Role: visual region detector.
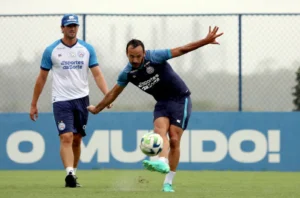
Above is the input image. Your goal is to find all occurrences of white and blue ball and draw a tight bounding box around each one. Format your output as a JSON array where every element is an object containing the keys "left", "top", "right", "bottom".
[{"left": 140, "top": 132, "right": 163, "bottom": 156}]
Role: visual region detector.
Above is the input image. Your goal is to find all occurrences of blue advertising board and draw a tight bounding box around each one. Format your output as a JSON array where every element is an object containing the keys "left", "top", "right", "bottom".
[{"left": 0, "top": 112, "right": 300, "bottom": 171}]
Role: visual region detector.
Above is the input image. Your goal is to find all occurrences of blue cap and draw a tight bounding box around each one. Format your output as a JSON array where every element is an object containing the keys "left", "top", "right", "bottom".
[{"left": 61, "top": 14, "right": 79, "bottom": 26}]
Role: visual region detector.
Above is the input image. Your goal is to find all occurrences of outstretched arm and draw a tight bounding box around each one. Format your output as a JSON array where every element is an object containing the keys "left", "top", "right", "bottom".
[
  {"left": 171, "top": 26, "right": 223, "bottom": 58},
  {"left": 87, "top": 84, "right": 125, "bottom": 114}
]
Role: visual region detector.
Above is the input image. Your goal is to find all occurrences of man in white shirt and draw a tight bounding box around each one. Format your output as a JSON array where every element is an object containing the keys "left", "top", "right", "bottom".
[{"left": 29, "top": 14, "right": 112, "bottom": 188}]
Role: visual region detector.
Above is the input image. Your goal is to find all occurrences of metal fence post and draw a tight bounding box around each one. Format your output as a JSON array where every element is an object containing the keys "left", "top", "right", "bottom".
[
  {"left": 238, "top": 14, "right": 243, "bottom": 111},
  {"left": 83, "top": 14, "right": 86, "bottom": 41}
]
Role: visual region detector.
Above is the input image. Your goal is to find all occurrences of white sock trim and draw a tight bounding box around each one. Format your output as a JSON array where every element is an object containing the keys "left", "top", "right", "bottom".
[
  {"left": 158, "top": 157, "right": 169, "bottom": 164},
  {"left": 66, "top": 167, "right": 75, "bottom": 175},
  {"left": 164, "top": 171, "right": 176, "bottom": 184}
]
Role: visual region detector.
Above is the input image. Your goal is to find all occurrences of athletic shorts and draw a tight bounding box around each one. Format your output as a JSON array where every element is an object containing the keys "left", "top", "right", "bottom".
[
  {"left": 53, "top": 96, "right": 89, "bottom": 136},
  {"left": 153, "top": 96, "right": 192, "bottom": 130}
]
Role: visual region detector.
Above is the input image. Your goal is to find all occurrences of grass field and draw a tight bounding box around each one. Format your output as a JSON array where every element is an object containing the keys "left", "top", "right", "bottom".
[{"left": 1, "top": 170, "right": 300, "bottom": 198}]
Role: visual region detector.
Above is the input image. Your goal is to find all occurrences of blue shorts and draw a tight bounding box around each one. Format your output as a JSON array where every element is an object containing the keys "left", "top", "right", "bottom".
[
  {"left": 53, "top": 96, "right": 90, "bottom": 136},
  {"left": 153, "top": 96, "right": 192, "bottom": 130}
]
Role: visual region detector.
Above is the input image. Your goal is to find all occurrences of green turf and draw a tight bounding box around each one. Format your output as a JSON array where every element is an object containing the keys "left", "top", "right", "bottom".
[{"left": 0, "top": 170, "right": 300, "bottom": 198}]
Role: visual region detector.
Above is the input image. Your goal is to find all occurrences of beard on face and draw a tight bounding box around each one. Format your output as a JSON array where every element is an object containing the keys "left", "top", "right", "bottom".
[{"left": 130, "top": 57, "right": 144, "bottom": 68}]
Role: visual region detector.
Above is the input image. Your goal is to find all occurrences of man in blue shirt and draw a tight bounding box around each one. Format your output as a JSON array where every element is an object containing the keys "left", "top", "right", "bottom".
[{"left": 88, "top": 26, "right": 223, "bottom": 192}]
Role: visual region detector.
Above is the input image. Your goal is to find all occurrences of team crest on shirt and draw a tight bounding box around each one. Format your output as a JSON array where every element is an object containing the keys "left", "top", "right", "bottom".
[
  {"left": 58, "top": 121, "right": 66, "bottom": 131},
  {"left": 78, "top": 50, "right": 85, "bottom": 58},
  {"left": 146, "top": 66, "right": 155, "bottom": 74}
]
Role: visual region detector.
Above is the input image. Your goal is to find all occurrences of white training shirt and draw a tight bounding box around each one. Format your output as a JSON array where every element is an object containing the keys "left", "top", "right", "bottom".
[{"left": 40, "top": 39, "right": 99, "bottom": 103}]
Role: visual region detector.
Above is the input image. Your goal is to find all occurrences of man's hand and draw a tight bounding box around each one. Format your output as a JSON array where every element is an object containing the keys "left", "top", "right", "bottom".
[
  {"left": 30, "top": 105, "right": 38, "bottom": 121},
  {"left": 204, "top": 26, "right": 223, "bottom": 45},
  {"left": 87, "top": 105, "right": 101, "bottom": 114}
]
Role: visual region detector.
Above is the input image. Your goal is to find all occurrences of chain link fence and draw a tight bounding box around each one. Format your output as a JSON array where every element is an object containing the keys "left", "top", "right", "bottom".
[{"left": 0, "top": 14, "right": 299, "bottom": 112}]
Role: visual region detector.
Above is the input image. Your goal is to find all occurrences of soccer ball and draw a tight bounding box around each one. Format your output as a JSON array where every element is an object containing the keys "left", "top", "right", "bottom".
[{"left": 140, "top": 132, "right": 163, "bottom": 156}]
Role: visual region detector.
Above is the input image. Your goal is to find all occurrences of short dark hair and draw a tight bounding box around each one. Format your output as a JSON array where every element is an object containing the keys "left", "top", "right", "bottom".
[{"left": 126, "top": 39, "right": 145, "bottom": 53}]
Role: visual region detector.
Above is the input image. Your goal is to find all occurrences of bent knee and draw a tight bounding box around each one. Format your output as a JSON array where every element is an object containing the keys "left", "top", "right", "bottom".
[
  {"left": 60, "top": 132, "right": 73, "bottom": 144},
  {"left": 169, "top": 137, "right": 180, "bottom": 149}
]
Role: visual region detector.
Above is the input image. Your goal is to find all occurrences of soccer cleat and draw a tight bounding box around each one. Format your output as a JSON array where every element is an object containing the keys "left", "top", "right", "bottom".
[
  {"left": 65, "top": 172, "right": 77, "bottom": 188},
  {"left": 74, "top": 176, "right": 82, "bottom": 187},
  {"left": 142, "top": 160, "right": 154, "bottom": 171},
  {"left": 65, "top": 181, "right": 82, "bottom": 187},
  {"left": 142, "top": 160, "right": 170, "bottom": 174},
  {"left": 162, "top": 183, "right": 175, "bottom": 192}
]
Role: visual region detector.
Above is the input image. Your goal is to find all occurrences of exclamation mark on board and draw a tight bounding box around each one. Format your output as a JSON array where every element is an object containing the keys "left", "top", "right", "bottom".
[{"left": 268, "top": 130, "right": 280, "bottom": 163}]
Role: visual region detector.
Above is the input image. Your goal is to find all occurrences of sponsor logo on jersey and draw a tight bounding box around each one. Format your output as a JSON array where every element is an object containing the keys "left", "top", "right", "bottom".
[
  {"left": 138, "top": 74, "right": 160, "bottom": 91},
  {"left": 62, "top": 65, "right": 83, "bottom": 69},
  {"left": 61, "top": 61, "right": 84, "bottom": 69}
]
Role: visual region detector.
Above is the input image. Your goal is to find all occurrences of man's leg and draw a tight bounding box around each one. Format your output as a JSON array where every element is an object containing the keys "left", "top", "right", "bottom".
[
  {"left": 167, "top": 125, "right": 183, "bottom": 172},
  {"left": 60, "top": 132, "right": 74, "bottom": 172},
  {"left": 53, "top": 100, "right": 78, "bottom": 187},
  {"left": 162, "top": 96, "right": 192, "bottom": 192},
  {"left": 162, "top": 125, "right": 184, "bottom": 191},
  {"left": 162, "top": 125, "right": 183, "bottom": 192},
  {"left": 60, "top": 132, "right": 77, "bottom": 188},
  {"left": 72, "top": 133, "right": 82, "bottom": 171},
  {"left": 72, "top": 133, "right": 82, "bottom": 187},
  {"left": 143, "top": 117, "right": 171, "bottom": 173},
  {"left": 71, "top": 96, "right": 89, "bottom": 187},
  {"left": 155, "top": 117, "right": 170, "bottom": 161}
]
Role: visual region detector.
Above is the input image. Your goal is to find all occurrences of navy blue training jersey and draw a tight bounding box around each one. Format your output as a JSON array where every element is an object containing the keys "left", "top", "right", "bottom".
[{"left": 117, "top": 49, "right": 191, "bottom": 101}]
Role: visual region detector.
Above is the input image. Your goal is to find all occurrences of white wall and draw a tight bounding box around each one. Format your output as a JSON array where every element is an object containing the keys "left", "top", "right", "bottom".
[{"left": 1, "top": 0, "right": 300, "bottom": 15}]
